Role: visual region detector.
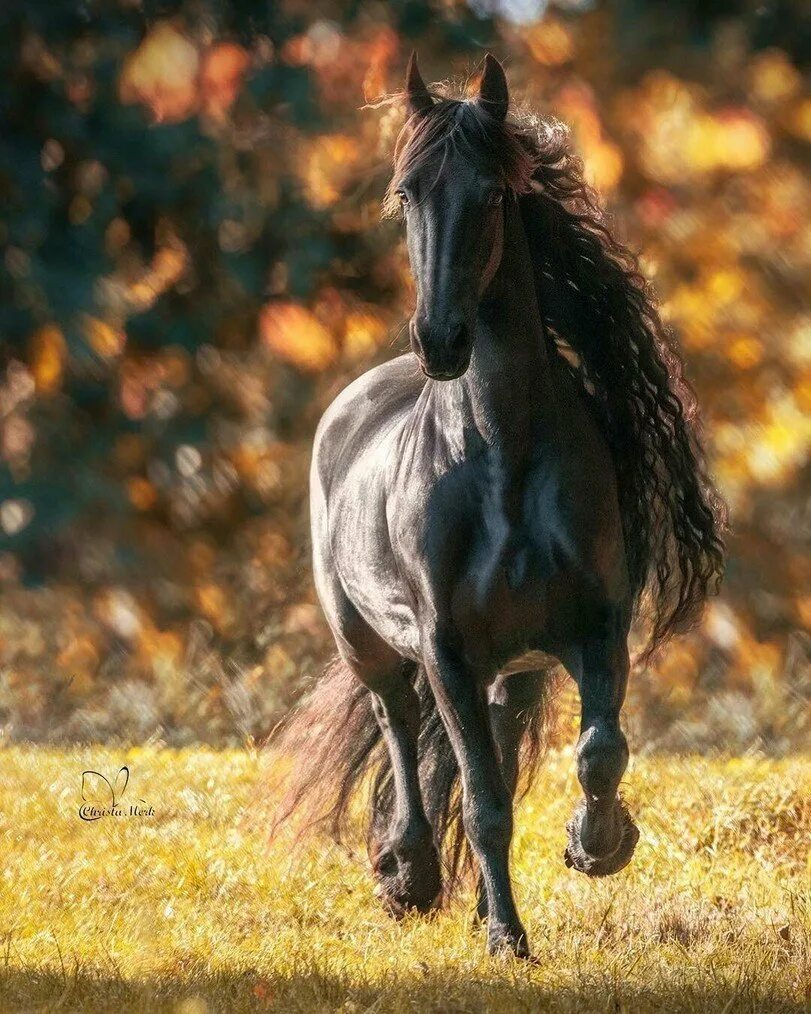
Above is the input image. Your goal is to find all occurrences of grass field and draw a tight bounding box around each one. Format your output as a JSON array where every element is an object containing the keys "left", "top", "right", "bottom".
[{"left": 0, "top": 746, "right": 808, "bottom": 1013}]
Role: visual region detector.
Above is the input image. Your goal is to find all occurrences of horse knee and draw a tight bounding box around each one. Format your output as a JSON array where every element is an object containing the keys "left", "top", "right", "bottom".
[{"left": 576, "top": 722, "right": 628, "bottom": 801}]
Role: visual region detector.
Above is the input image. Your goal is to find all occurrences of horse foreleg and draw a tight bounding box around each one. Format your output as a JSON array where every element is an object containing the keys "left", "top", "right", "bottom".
[
  {"left": 368, "top": 664, "right": 442, "bottom": 916},
  {"left": 564, "top": 632, "right": 639, "bottom": 876},
  {"left": 424, "top": 635, "right": 530, "bottom": 958},
  {"left": 475, "top": 670, "right": 547, "bottom": 924}
]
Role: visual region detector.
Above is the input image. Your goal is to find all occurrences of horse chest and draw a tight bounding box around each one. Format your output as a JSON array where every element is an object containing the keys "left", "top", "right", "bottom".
[
  {"left": 461, "top": 544, "right": 601, "bottom": 663},
  {"left": 451, "top": 475, "right": 606, "bottom": 658},
  {"left": 392, "top": 421, "right": 621, "bottom": 660}
]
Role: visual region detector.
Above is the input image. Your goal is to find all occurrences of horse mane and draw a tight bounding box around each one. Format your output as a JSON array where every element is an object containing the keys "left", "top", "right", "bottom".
[{"left": 385, "top": 90, "right": 727, "bottom": 662}]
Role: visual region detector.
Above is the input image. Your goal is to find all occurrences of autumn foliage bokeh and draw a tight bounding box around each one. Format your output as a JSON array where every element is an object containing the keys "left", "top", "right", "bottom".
[{"left": 0, "top": 1, "right": 808, "bottom": 749}]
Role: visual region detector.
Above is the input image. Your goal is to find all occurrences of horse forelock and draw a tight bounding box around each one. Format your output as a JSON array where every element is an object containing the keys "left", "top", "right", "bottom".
[{"left": 383, "top": 97, "right": 540, "bottom": 216}]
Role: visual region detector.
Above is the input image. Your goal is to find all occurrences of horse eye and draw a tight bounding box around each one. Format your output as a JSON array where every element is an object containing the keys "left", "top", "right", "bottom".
[
  {"left": 488, "top": 189, "right": 505, "bottom": 206},
  {"left": 397, "top": 190, "right": 409, "bottom": 208}
]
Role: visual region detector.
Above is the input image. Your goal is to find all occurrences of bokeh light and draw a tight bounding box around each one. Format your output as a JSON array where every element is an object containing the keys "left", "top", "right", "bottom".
[{"left": 0, "top": 1, "right": 808, "bottom": 751}]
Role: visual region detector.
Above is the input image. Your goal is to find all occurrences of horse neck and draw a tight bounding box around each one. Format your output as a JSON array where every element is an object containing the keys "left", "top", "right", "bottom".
[{"left": 436, "top": 200, "right": 554, "bottom": 458}]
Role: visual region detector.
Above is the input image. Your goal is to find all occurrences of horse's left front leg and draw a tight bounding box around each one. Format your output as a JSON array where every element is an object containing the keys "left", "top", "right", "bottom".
[
  {"left": 564, "top": 629, "right": 640, "bottom": 876},
  {"left": 423, "top": 633, "right": 530, "bottom": 958},
  {"left": 475, "top": 670, "right": 547, "bottom": 924}
]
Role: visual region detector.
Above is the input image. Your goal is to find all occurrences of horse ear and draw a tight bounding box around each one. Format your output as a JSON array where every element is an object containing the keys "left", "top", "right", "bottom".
[
  {"left": 405, "top": 51, "right": 433, "bottom": 117},
  {"left": 477, "top": 54, "right": 509, "bottom": 121}
]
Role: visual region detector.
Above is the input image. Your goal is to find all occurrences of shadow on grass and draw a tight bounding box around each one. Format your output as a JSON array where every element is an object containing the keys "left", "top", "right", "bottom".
[{"left": 1, "top": 965, "right": 806, "bottom": 1014}]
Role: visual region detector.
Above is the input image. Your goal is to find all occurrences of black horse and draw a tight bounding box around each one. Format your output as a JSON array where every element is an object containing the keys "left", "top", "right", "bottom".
[{"left": 272, "top": 54, "right": 726, "bottom": 958}]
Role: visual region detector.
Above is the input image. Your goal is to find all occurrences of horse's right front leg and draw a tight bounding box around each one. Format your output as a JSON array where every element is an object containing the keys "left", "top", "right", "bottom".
[
  {"left": 327, "top": 591, "right": 441, "bottom": 917},
  {"left": 366, "top": 663, "right": 442, "bottom": 916},
  {"left": 423, "top": 633, "right": 530, "bottom": 958}
]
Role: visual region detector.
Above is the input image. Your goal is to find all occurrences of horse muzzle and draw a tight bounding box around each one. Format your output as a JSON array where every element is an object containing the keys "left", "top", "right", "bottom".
[{"left": 410, "top": 316, "right": 472, "bottom": 381}]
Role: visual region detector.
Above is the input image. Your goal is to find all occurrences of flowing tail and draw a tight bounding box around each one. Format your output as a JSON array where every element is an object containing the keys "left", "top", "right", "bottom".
[{"left": 267, "top": 656, "right": 556, "bottom": 894}]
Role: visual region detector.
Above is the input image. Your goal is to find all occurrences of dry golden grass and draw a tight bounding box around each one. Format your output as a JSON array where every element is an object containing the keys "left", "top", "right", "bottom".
[{"left": 0, "top": 746, "right": 808, "bottom": 1012}]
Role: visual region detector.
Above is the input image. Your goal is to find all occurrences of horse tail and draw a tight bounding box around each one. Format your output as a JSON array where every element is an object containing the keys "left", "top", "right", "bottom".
[
  {"left": 268, "top": 657, "right": 557, "bottom": 897},
  {"left": 267, "top": 656, "right": 381, "bottom": 844}
]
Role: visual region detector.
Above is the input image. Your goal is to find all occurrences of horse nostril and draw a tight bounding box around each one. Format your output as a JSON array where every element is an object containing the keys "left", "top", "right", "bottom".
[
  {"left": 448, "top": 322, "right": 468, "bottom": 353},
  {"left": 409, "top": 317, "right": 425, "bottom": 356}
]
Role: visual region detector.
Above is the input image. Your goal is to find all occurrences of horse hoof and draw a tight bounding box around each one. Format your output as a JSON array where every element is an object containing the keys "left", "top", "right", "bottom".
[
  {"left": 370, "top": 842, "right": 442, "bottom": 918},
  {"left": 564, "top": 798, "right": 639, "bottom": 877},
  {"left": 487, "top": 924, "right": 532, "bottom": 960}
]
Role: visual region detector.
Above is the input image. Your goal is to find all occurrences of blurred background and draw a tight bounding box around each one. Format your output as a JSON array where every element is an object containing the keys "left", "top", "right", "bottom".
[{"left": 0, "top": 0, "right": 808, "bottom": 751}]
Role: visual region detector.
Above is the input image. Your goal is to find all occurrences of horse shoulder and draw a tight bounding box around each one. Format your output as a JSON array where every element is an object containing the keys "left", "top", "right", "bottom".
[
  {"left": 312, "top": 355, "right": 423, "bottom": 494},
  {"left": 311, "top": 354, "right": 427, "bottom": 659}
]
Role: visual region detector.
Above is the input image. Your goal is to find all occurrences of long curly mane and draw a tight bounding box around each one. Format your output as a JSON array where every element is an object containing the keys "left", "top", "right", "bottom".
[{"left": 385, "top": 92, "right": 727, "bottom": 662}]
